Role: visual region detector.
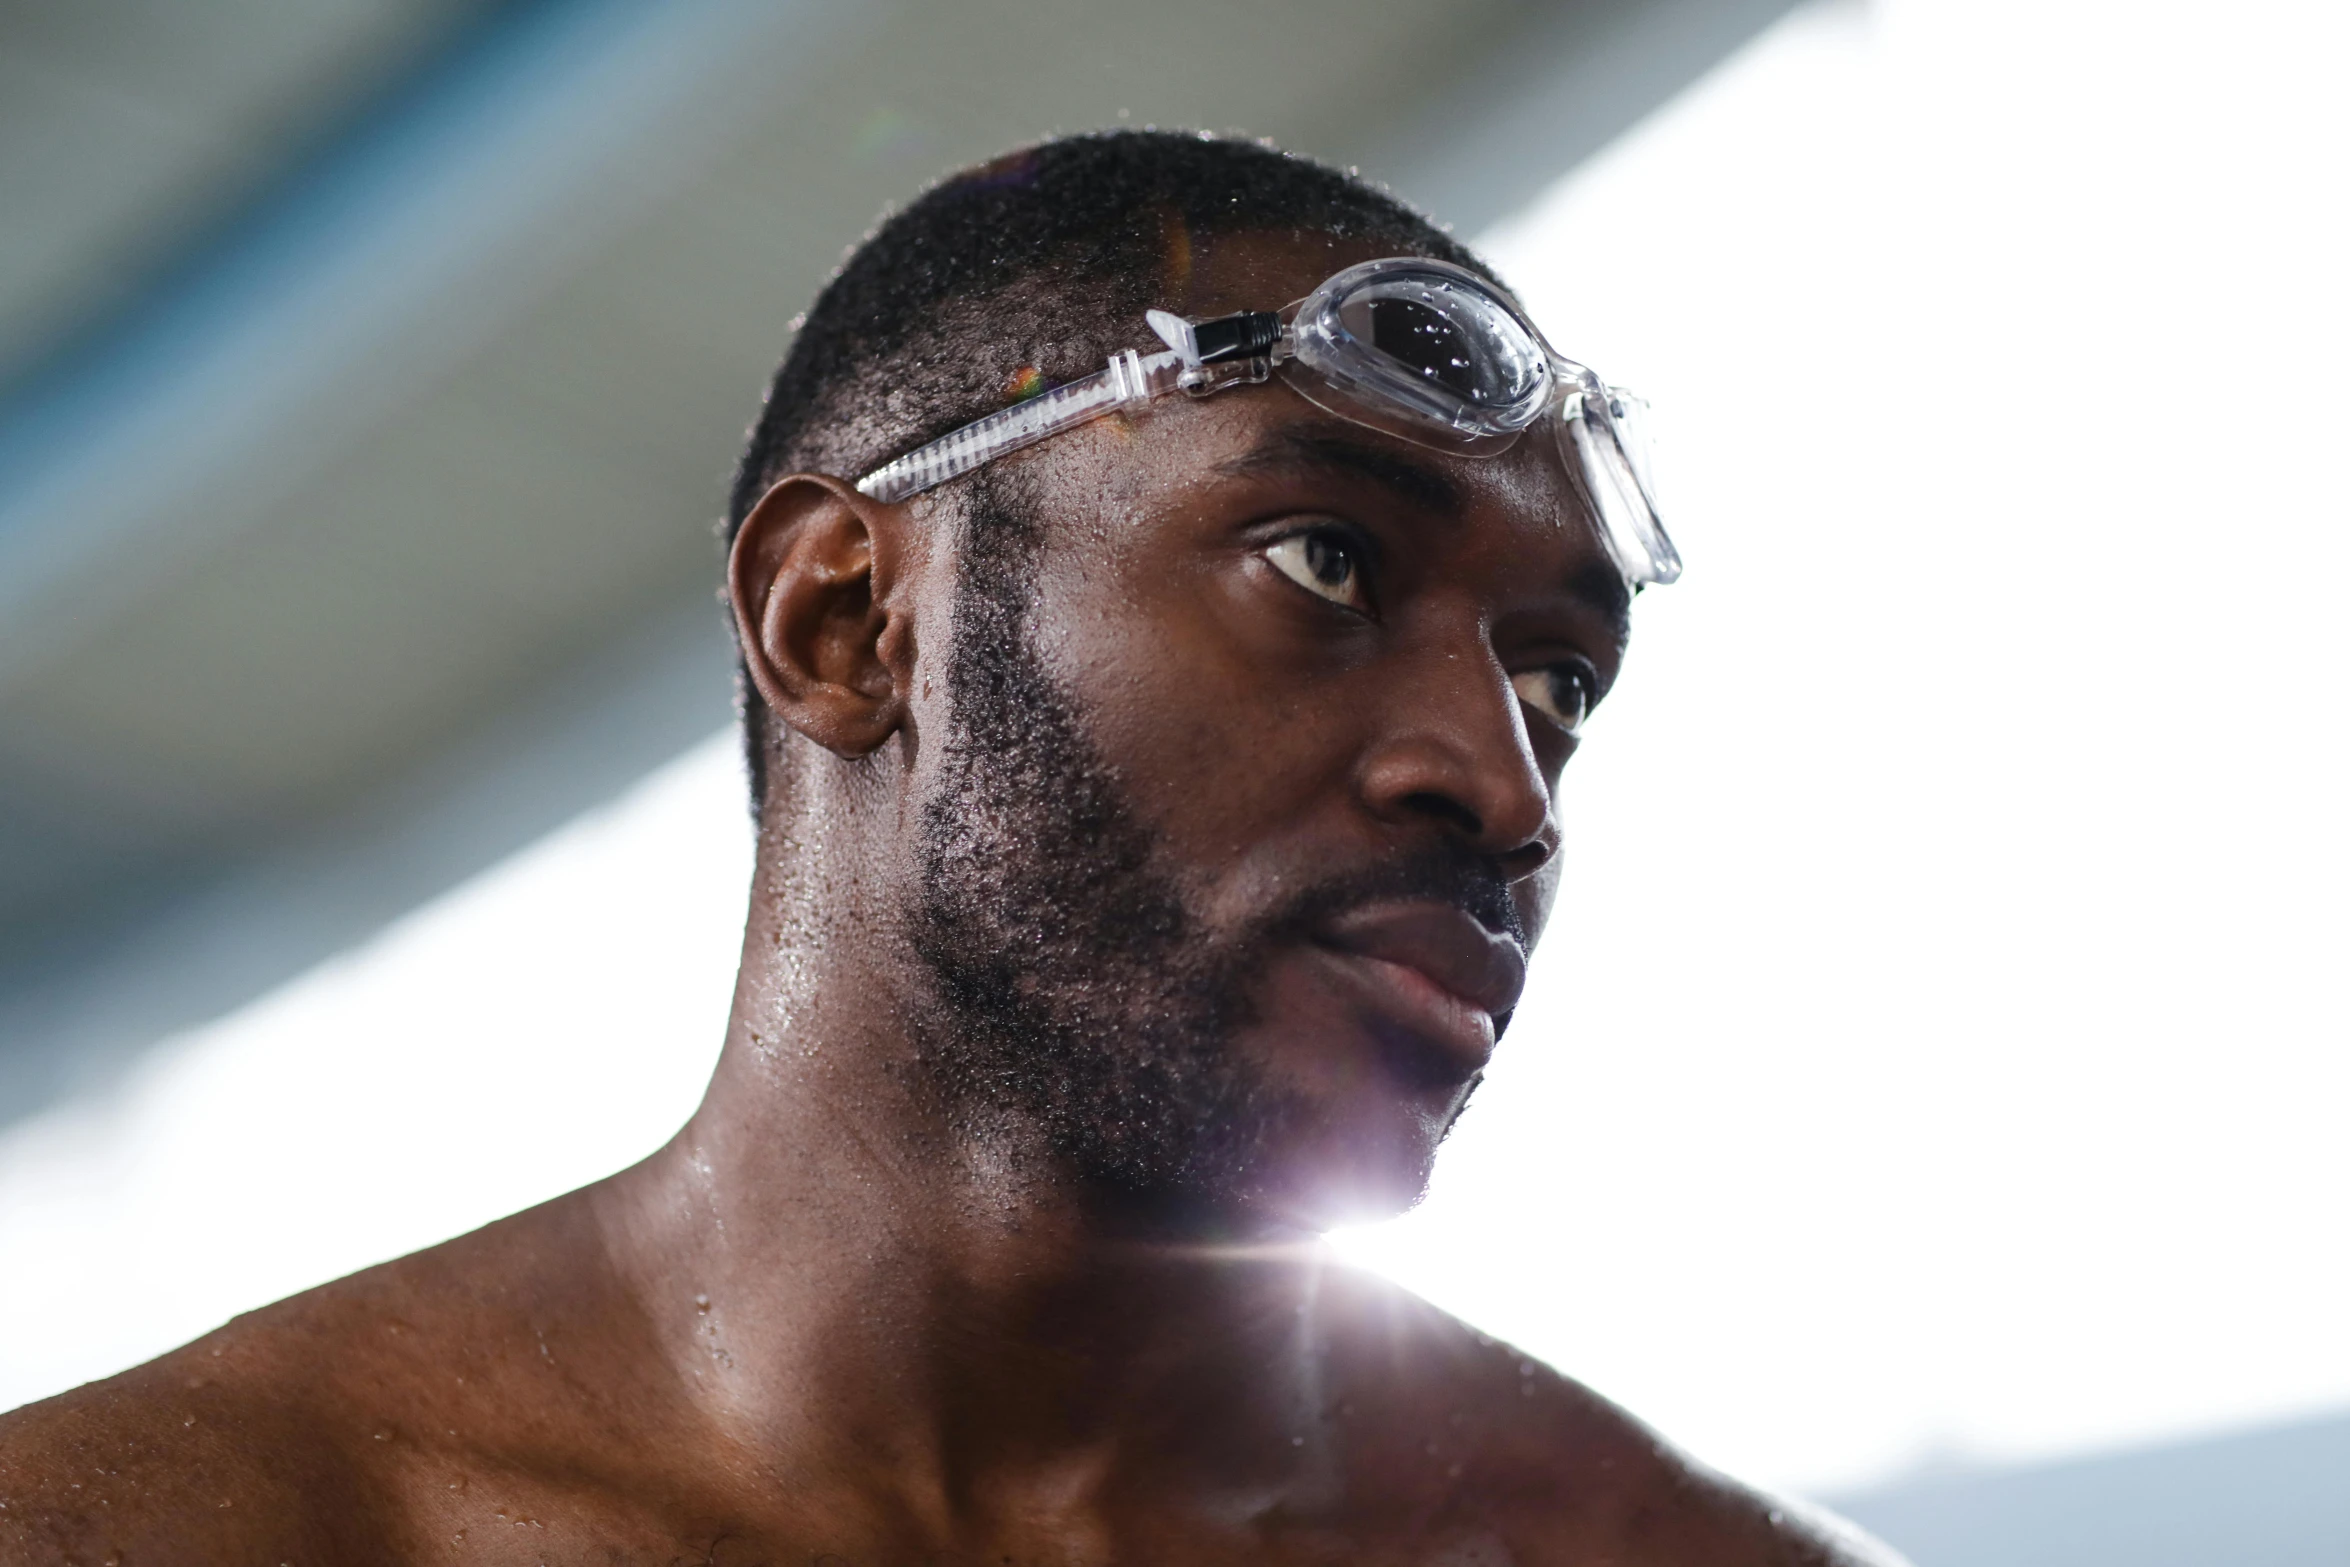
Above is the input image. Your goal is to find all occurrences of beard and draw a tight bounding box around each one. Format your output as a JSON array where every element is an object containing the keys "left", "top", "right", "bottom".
[{"left": 905, "top": 481, "right": 1522, "bottom": 1222}]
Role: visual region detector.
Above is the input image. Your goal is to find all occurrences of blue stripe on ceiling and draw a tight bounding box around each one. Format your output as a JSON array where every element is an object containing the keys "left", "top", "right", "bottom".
[
  {"left": 0, "top": 0, "right": 822, "bottom": 658},
  {"left": 0, "top": 0, "right": 553, "bottom": 454}
]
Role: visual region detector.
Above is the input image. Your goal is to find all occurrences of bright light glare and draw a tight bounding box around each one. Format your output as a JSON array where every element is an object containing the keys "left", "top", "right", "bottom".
[
  {"left": 1, "top": 0, "right": 2344, "bottom": 1499},
  {"left": 1334, "top": 0, "right": 2350, "bottom": 1491}
]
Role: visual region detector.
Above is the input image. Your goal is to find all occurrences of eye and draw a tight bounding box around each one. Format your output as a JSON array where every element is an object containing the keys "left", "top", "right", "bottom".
[
  {"left": 1264, "top": 527, "right": 1370, "bottom": 612},
  {"left": 1512, "top": 663, "right": 1595, "bottom": 737}
]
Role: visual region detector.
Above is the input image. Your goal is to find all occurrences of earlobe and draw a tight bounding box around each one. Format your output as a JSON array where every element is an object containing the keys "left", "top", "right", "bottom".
[{"left": 728, "top": 474, "right": 908, "bottom": 760}]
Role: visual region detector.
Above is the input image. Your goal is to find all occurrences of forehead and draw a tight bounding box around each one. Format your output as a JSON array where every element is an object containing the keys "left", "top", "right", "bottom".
[{"left": 1165, "top": 227, "right": 1407, "bottom": 317}]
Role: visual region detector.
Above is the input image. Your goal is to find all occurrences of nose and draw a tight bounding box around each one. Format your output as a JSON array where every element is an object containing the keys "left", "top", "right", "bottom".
[{"left": 1354, "top": 637, "right": 1557, "bottom": 880}]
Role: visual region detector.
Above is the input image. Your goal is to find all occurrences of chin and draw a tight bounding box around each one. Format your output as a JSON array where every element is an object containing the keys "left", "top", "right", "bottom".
[
  {"left": 1243, "top": 1112, "right": 1452, "bottom": 1234},
  {"left": 1296, "top": 1179, "right": 1434, "bottom": 1233},
  {"left": 1268, "top": 1067, "right": 1477, "bottom": 1233},
  {"left": 1102, "top": 1117, "right": 1440, "bottom": 1242},
  {"left": 1225, "top": 966, "right": 1486, "bottom": 1229}
]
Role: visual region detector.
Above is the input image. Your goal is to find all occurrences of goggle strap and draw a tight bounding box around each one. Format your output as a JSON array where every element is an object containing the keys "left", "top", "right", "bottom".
[{"left": 857, "top": 348, "right": 1181, "bottom": 503}]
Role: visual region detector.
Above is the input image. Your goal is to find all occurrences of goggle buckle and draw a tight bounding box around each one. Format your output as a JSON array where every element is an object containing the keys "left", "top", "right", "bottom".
[{"left": 1176, "top": 354, "right": 1275, "bottom": 398}]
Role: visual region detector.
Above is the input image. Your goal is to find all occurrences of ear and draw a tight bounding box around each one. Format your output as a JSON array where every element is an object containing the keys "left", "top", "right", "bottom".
[{"left": 727, "top": 474, "right": 909, "bottom": 759}]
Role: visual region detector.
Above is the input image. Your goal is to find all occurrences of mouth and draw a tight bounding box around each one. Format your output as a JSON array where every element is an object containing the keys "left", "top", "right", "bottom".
[{"left": 1308, "top": 900, "right": 1528, "bottom": 1083}]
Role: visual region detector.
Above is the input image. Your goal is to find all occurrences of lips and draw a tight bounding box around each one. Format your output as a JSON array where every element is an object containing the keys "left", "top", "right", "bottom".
[{"left": 1312, "top": 900, "right": 1527, "bottom": 1070}]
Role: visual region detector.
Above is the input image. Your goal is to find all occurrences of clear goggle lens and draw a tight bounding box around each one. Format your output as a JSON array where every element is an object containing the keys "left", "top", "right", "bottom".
[
  {"left": 1284, "top": 261, "right": 1552, "bottom": 452},
  {"left": 1280, "top": 258, "right": 1680, "bottom": 586}
]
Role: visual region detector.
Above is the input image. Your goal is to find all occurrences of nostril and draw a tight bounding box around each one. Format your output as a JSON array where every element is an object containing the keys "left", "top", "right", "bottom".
[
  {"left": 1401, "top": 791, "right": 1483, "bottom": 839},
  {"left": 1504, "top": 835, "right": 1554, "bottom": 879}
]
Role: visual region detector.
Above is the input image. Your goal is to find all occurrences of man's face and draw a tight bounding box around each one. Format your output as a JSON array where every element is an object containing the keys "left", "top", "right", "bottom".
[{"left": 900, "top": 232, "right": 1629, "bottom": 1230}]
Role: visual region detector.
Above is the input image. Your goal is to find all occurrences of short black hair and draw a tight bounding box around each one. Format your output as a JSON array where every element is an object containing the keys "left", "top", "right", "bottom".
[{"left": 726, "top": 129, "right": 1486, "bottom": 812}]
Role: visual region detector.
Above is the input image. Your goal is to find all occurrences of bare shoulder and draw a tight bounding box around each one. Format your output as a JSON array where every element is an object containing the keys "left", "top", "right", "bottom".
[
  {"left": 1480, "top": 1373, "right": 1909, "bottom": 1567},
  {"left": 0, "top": 1193, "right": 633, "bottom": 1567},
  {"left": 0, "top": 1299, "right": 402, "bottom": 1564},
  {"left": 1317, "top": 1263, "right": 1910, "bottom": 1567}
]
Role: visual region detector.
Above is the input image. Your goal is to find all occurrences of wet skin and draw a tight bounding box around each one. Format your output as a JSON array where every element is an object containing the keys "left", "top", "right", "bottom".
[{"left": 0, "top": 231, "right": 1901, "bottom": 1566}]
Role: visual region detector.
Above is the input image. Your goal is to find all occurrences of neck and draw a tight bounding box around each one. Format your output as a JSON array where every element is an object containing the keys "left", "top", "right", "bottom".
[{"left": 590, "top": 825, "right": 1336, "bottom": 1518}]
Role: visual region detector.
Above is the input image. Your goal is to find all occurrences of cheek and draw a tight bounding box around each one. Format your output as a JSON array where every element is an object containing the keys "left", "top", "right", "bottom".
[{"left": 1051, "top": 569, "right": 1362, "bottom": 887}]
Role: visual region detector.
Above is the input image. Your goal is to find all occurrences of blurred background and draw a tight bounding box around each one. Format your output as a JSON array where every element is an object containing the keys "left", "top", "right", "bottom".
[{"left": 1, "top": 0, "right": 2344, "bottom": 1560}]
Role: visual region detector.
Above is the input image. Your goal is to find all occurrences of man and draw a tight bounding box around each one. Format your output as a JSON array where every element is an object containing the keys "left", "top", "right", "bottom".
[{"left": 0, "top": 132, "right": 1899, "bottom": 1565}]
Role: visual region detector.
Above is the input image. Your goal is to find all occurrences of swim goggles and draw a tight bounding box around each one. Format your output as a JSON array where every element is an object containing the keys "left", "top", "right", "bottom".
[{"left": 856, "top": 256, "right": 1680, "bottom": 587}]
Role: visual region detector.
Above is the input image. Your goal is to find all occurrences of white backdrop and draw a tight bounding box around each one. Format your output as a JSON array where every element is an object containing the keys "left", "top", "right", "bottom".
[{"left": 3, "top": 0, "right": 2344, "bottom": 1496}]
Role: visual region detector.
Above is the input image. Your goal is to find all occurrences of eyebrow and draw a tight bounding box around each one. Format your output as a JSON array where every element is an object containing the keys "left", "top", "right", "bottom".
[
  {"left": 1214, "top": 422, "right": 1466, "bottom": 518},
  {"left": 1565, "top": 558, "right": 1633, "bottom": 643}
]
